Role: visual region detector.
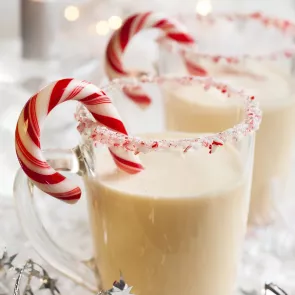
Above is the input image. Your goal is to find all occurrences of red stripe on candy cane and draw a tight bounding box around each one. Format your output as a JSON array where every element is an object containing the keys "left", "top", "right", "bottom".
[
  {"left": 105, "top": 12, "right": 197, "bottom": 107},
  {"left": 109, "top": 150, "right": 144, "bottom": 174},
  {"left": 122, "top": 85, "right": 151, "bottom": 106},
  {"left": 80, "top": 93, "right": 112, "bottom": 105},
  {"left": 64, "top": 83, "right": 85, "bottom": 102},
  {"left": 15, "top": 78, "right": 143, "bottom": 203},
  {"left": 47, "top": 78, "right": 72, "bottom": 113},
  {"left": 49, "top": 188, "right": 82, "bottom": 201},
  {"left": 91, "top": 113, "right": 128, "bottom": 135},
  {"left": 23, "top": 95, "right": 40, "bottom": 148},
  {"left": 134, "top": 12, "right": 151, "bottom": 33},
  {"left": 183, "top": 57, "right": 208, "bottom": 76},
  {"left": 166, "top": 32, "right": 194, "bottom": 43},
  {"left": 15, "top": 128, "right": 49, "bottom": 168},
  {"left": 106, "top": 46, "right": 127, "bottom": 76},
  {"left": 17, "top": 156, "right": 66, "bottom": 185},
  {"left": 119, "top": 14, "right": 137, "bottom": 49}
]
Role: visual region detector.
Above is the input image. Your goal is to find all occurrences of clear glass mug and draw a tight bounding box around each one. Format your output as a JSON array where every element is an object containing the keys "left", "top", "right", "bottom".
[
  {"left": 157, "top": 12, "right": 295, "bottom": 225},
  {"left": 13, "top": 76, "right": 260, "bottom": 295}
]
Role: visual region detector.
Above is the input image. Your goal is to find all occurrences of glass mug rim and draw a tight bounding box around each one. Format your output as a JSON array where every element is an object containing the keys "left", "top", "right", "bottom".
[
  {"left": 77, "top": 75, "right": 261, "bottom": 154},
  {"left": 158, "top": 12, "right": 295, "bottom": 61}
]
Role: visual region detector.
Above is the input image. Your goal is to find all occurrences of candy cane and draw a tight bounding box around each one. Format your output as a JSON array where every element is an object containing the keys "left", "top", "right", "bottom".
[
  {"left": 183, "top": 55, "right": 208, "bottom": 76},
  {"left": 105, "top": 11, "right": 200, "bottom": 107},
  {"left": 15, "top": 78, "right": 143, "bottom": 203}
]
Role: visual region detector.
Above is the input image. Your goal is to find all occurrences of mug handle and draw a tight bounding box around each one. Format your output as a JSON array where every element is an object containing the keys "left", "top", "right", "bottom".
[{"left": 13, "top": 146, "right": 98, "bottom": 293}]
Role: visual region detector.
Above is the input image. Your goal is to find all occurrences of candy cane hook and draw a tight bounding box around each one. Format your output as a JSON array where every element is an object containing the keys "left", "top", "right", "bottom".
[
  {"left": 15, "top": 78, "right": 143, "bottom": 203},
  {"left": 105, "top": 11, "right": 197, "bottom": 107}
]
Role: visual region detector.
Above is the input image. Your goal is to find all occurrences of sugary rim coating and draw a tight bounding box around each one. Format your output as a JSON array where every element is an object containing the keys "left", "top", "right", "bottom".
[
  {"left": 76, "top": 75, "right": 262, "bottom": 154},
  {"left": 158, "top": 12, "right": 295, "bottom": 62}
]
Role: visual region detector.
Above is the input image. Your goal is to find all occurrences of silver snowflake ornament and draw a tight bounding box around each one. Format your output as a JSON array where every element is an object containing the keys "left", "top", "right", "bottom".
[
  {"left": 0, "top": 250, "right": 17, "bottom": 271},
  {"left": 39, "top": 269, "right": 60, "bottom": 295},
  {"left": 99, "top": 274, "right": 134, "bottom": 295},
  {"left": 109, "top": 284, "right": 133, "bottom": 295}
]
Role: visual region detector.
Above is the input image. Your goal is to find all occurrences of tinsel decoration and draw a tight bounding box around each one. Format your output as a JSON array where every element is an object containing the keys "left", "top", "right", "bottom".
[
  {"left": 0, "top": 249, "right": 288, "bottom": 295},
  {"left": 0, "top": 250, "right": 133, "bottom": 295},
  {"left": 0, "top": 249, "right": 60, "bottom": 295}
]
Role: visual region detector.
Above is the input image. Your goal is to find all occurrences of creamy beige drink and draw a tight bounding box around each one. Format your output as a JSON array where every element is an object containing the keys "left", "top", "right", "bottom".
[
  {"left": 84, "top": 133, "right": 251, "bottom": 295},
  {"left": 164, "top": 67, "right": 295, "bottom": 224}
]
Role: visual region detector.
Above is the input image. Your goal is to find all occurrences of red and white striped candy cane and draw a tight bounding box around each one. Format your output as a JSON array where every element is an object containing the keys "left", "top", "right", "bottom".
[
  {"left": 105, "top": 11, "right": 196, "bottom": 107},
  {"left": 15, "top": 78, "right": 143, "bottom": 203}
]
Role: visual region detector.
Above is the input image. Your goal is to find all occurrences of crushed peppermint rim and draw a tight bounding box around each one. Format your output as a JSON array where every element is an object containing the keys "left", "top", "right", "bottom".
[
  {"left": 158, "top": 12, "right": 295, "bottom": 63},
  {"left": 75, "top": 75, "right": 262, "bottom": 154}
]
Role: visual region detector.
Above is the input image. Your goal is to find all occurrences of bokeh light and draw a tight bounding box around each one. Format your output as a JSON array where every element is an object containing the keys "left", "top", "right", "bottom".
[
  {"left": 64, "top": 6, "right": 80, "bottom": 22},
  {"left": 108, "top": 16, "right": 122, "bottom": 30},
  {"left": 96, "top": 20, "right": 110, "bottom": 35},
  {"left": 195, "top": 0, "right": 212, "bottom": 16}
]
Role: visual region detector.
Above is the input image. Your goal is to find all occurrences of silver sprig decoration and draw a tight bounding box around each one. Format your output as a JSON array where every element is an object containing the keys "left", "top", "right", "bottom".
[
  {"left": 0, "top": 250, "right": 59, "bottom": 295},
  {"left": 264, "top": 283, "right": 288, "bottom": 295}
]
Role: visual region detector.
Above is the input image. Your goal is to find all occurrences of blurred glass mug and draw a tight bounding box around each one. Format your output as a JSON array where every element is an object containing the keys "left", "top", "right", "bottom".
[
  {"left": 13, "top": 76, "right": 260, "bottom": 295},
  {"left": 159, "top": 13, "right": 295, "bottom": 226},
  {"left": 105, "top": 12, "right": 295, "bottom": 225}
]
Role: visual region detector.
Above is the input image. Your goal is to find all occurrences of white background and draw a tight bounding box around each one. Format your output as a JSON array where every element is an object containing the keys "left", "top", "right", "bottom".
[
  {"left": 1, "top": 0, "right": 295, "bottom": 38},
  {"left": 0, "top": 0, "right": 19, "bottom": 38}
]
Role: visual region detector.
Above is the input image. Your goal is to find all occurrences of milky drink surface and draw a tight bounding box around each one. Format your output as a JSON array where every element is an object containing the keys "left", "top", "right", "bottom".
[
  {"left": 164, "top": 66, "right": 295, "bottom": 224},
  {"left": 84, "top": 132, "right": 251, "bottom": 295}
]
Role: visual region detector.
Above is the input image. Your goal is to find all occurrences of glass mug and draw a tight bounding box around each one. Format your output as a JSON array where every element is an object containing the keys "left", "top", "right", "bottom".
[
  {"left": 14, "top": 76, "right": 260, "bottom": 295},
  {"left": 157, "top": 12, "right": 295, "bottom": 225}
]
